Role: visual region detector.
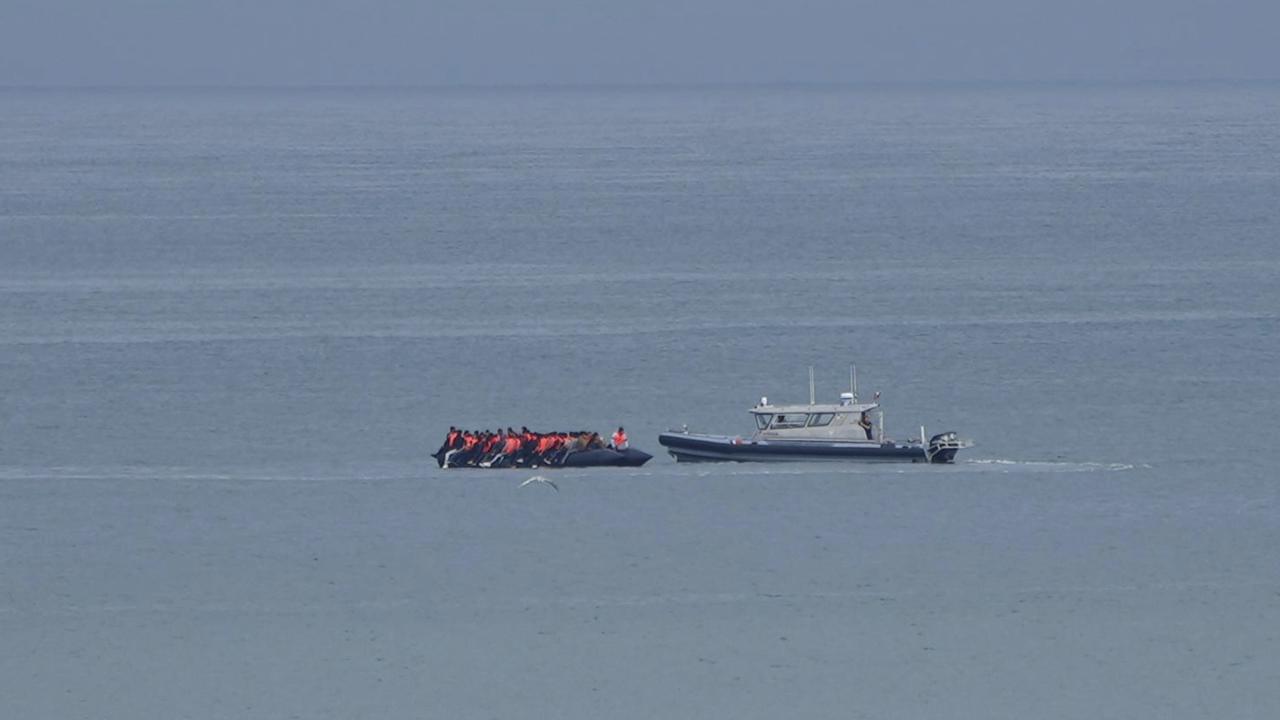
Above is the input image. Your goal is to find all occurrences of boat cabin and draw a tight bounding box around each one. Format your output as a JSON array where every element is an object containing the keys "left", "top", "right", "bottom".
[{"left": 750, "top": 392, "right": 882, "bottom": 442}]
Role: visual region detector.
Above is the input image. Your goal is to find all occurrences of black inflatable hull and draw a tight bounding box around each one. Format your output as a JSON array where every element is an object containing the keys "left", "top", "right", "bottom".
[
  {"left": 559, "top": 448, "right": 653, "bottom": 468},
  {"left": 658, "top": 432, "right": 949, "bottom": 463},
  {"left": 434, "top": 446, "right": 652, "bottom": 469}
]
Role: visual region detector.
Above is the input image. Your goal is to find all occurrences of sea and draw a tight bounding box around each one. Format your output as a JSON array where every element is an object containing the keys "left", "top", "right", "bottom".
[{"left": 2, "top": 83, "right": 1278, "bottom": 718}]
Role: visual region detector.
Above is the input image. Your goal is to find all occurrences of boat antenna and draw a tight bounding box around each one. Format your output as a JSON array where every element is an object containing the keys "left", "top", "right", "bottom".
[
  {"left": 851, "top": 364, "right": 858, "bottom": 401},
  {"left": 809, "top": 366, "right": 816, "bottom": 405}
]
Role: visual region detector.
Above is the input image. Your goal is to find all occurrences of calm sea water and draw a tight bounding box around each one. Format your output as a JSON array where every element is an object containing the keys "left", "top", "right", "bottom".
[{"left": 2, "top": 85, "right": 1278, "bottom": 718}]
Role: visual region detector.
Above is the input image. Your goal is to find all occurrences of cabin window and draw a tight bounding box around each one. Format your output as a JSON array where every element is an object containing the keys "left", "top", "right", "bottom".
[
  {"left": 754, "top": 414, "right": 772, "bottom": 430},
  {"left": 807, "top": 413, "right": 835, "bottom": 427},
  {"left": 770, "top": 413, "right": 809, "bottom": 429}
]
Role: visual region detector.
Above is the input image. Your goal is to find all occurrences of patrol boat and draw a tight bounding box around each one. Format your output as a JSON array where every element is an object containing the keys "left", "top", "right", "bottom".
[{"left": 658, "top": 369, "right": 970, "bottom": 464}]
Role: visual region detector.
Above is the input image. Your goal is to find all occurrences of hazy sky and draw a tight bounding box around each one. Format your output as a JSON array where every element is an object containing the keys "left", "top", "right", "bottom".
[{"left": 3, "top": 0, "right": 1277, "bottom": 85}]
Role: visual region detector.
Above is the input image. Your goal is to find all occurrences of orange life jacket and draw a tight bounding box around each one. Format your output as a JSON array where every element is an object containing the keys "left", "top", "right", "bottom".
[{"left": 612, "top": 430, "right": 627, "bottom": 447}]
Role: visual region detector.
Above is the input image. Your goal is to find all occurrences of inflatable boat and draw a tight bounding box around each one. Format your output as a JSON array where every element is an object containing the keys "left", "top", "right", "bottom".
[{"left": 434, "top": 444, "right": 652, "bottom": 469}]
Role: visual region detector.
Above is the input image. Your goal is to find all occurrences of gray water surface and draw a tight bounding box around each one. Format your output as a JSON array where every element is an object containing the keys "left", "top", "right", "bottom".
[{"left": 2, "top": 84, "right": 1278, "bottom": 718}]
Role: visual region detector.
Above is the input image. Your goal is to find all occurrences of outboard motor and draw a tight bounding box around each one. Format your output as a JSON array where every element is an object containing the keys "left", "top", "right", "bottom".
[{"left": 927, "top": 431, "right": 962, "bottom": 464}]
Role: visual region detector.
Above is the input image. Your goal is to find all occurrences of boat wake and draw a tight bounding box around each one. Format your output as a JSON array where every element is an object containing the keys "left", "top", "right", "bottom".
[
  {"left": 627, "top": 457, "right": 1149, "bottom": 479},
  {"left": 961, "top": 458, "right": 1145, "bottom": 473}
]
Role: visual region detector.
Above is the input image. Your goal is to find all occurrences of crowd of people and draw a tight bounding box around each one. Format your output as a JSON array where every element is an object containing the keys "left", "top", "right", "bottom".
[{"left": 434, "top": 426, "right": 629, "bottom": 468}]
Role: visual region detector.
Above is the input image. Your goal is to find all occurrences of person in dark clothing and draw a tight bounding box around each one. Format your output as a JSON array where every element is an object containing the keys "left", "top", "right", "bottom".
[
  {"left": 434, "top": 426, "right": 461, "bottom": 467},
  {"left": 858, "top": 412, "right": 874, "bottom": 440},
  {"left": 444, "top": 430, "right": 480, "bottom": 467}
]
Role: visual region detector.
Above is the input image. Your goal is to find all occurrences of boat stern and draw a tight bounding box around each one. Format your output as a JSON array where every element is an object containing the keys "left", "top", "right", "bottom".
[{"left": 926, "top": 431, "right": 971, "bottom": 463}]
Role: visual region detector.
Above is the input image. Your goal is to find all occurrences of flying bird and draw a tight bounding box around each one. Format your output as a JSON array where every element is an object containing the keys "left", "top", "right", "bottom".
[{"left": 519, "top": 475, "right": 558, "bottom": 492}]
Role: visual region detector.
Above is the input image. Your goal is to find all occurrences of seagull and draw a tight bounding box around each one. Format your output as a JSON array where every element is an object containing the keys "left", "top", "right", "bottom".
[{"left": 519, "top": 475, "right": 558, "bottom": 492}]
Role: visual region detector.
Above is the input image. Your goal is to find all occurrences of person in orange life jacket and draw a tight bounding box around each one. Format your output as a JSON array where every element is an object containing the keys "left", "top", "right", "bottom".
[
  {"left": 477, "top": 430, "right": 502, "bottom": 466},
  {"left": 548, "top": 433, "right": 568, "bottom": 463},
  {"left": 449, "top": 431, "right": 471, "bottom": 467},
  {"left": 535, "top": 433, "right": 553, "bottom": 456},
  {"left": 444, "top": 430, "right": 479, "bottom": 467},
  {"left": 483, "top": 431, "right": 520, "bottom": 468},
  {"left": 611, "top": 426, "right": 628, "bottom": 450},
  {"left": 552, "top": 433, "right": 579, "bottom": 464},
  {"left": 535, "top": 433, "right": 554, "bottom": 464},
  {"left": 435, "top": 426, "right": 459, "bottom": 467},
  {"left": 477, "top": 430, "right": 496, "bottom": 466},
  {"left": 477, "top": 431, "right": 498, "bottom": 463},
  {"left": 490, "top": 429, "right": 511, "bottom": 461},
  {"left": 501, "top": 428, "right": 519, "bottom": 457},
  {"left": 434, "top": 426, "right": 460, "bottom": 465}
]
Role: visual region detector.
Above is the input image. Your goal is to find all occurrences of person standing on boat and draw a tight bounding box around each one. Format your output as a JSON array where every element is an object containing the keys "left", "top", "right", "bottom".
[
  {"left": 611, "top": 427, "right": 628, "bottom": 451},
  {"left": 858, "top": 412, "right": 874, "bottom": 441}
]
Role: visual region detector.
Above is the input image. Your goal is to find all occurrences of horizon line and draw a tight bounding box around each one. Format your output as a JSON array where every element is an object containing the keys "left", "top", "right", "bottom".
[{"left": 2, "top": 77, "right": 1279, "bottom": 92}]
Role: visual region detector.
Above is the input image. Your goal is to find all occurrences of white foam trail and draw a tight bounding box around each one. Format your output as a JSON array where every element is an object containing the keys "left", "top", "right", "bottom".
[{"left": 963, "top": 458, "right": 1138, "bottom": 472}]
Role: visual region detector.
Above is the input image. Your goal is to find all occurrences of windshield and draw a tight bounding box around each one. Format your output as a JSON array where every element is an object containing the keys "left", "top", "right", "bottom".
[{"left": 769, "top": 413, "right": 808, "bottom": 429}]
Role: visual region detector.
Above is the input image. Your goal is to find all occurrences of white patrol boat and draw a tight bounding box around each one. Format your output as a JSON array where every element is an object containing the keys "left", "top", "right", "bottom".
[{"left": 658, "top": 368, "right": 971, "bottom": 464}]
